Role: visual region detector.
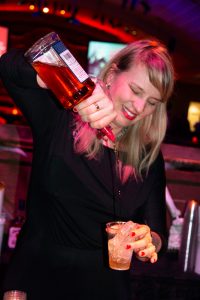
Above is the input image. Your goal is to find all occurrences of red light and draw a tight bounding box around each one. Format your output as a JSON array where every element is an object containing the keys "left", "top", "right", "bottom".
[
  {"left": 60, "top": 9, "right": 66, "bottom": 15},
  {"left": 29, "top": 4, "right": 35, "bottom": 11},
  {"left": 0, "top": 116, "right": 6, "bottom": 124},
  {"left": 12, "top": 108, "right": 19, "bottom": 115},
  {"left": 192, "top": 136, "right": 199, "bottom": 144}
]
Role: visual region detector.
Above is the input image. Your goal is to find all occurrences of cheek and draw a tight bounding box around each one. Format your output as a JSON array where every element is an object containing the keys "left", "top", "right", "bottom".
[
  {"left": 109, "top": 87, "right": 121, "bottom": 108},
  {"left": 140, "top": 106, "right": 156, "bottom": 119},
  {"left": 110, "top": 86, "right": 131, "bottom": 107}
]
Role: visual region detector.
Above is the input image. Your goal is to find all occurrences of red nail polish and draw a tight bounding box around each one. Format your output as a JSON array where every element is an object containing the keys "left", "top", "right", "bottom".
[
  {"left": 131, "top": 232, "right": 136, "bottom": 237},
  {"left": 100, "top": 126, "right": 115, "bottom": 142},
  {"left": 126, "top": 244, "right": 131, "bottom": 250},
  {"left": 141, "top": 252, "right": 145, "bottom": 256}
]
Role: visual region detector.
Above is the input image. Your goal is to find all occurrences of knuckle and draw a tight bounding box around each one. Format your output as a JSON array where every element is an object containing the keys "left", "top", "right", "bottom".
[
  {"left": 90, "top": 120, "right": 103, "bottom": 129},
  {"left": 144, "top": 225, "right": 150, "bottom": 232},
  {"left": 89, "top": 122, "right": 96, "bottom": 129},
  {"left": 127, "top": 220, "right": 135, "bottom": 227},
  {"left": 87, "top": 115, "right": 95, "bottom": 123},
  {"left": 81, "top": 116, "right": 87, "bottom": 123},
  {"left": 95, "top": 120, "right": 106, "bottom": 129},
  {"left": 152, "top": 245, "right": 156, "bottom": 252}
]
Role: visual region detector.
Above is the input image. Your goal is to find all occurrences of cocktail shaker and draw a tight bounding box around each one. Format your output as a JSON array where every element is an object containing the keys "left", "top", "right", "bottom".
[{"left": 179, "top": 199, "right": 199, "bottom": 273}]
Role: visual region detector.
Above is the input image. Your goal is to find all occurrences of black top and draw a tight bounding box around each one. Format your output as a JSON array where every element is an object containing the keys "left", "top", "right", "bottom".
[{"left": 0, "top": 50, "right": 167, "bottom": 300}]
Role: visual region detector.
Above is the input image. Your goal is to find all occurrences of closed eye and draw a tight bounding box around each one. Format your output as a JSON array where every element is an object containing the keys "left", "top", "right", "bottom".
[
  {"left": 147, "top": 99, "right": 159, "bottom": 106},
  {"left": 131, "top": 88, "right": 141, "bottom": 96}
]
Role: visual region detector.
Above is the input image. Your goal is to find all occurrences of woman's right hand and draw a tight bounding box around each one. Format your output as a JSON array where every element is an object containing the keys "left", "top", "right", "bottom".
[{"left": 74, "top": 79, "right": 117, "bottom": 131}]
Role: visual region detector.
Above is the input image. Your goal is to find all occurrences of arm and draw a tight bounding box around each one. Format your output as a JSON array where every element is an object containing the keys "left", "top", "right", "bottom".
[
  {"left": 136, "top": 152, "right": 167, "bottom": 261},
  {"left": 0, "top": 49, "right": 39, "bottom": 88},
  {"left": 124, "top": 152, "right": 167, "bottom": 263},
  {"left": 142, "top": 152, "right": 168, "bottom": 248},
  {"left": 0, "top": 49, "right": 60, "bottom": 139}
]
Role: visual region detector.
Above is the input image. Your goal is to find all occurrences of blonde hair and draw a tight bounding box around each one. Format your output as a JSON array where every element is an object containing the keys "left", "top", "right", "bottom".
[{"left": 73, "top": 40, "right": 175, "bottom": 182}]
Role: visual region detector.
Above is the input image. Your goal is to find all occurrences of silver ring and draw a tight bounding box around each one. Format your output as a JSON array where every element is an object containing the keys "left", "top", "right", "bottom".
[{"left": 94, "top": 102, "right": 100, "bottom": 111}]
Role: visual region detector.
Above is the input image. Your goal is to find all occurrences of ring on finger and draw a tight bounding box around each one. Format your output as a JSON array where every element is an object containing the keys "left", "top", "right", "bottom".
[{"left": 94, "top": 102, "right": 100, "bottom": 111}]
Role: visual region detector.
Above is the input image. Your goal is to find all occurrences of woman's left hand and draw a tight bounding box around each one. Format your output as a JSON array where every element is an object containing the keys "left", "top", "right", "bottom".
[{"left": 127, "top": 224, "right": 160, "bottom": 264}]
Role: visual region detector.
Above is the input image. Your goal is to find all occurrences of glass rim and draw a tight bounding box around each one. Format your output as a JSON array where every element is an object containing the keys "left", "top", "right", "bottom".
[{"left": 106, "top": 221, "right": 126, "bottom": 228}]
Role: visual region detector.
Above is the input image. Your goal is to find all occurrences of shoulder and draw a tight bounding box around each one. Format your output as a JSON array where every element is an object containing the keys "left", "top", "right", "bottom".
[
  {"left": 0, "top": 48, "right": 38, "bottom": 88},
  {"left": 151, "top": 151, "right": 165, "bottom": 170},
  {"left": 145, "top": 151, "right": 165, "bottom": 182}
]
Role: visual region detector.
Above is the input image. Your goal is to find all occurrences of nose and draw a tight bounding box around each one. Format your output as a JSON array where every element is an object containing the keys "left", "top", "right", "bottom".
[{"left": 133, "top": 97, "right": 146, "bottom": 114}]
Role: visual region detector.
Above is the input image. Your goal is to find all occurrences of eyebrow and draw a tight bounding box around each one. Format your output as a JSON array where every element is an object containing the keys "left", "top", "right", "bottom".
[{"left": 130, "top": 83, "right": 162, "bottom": 102}]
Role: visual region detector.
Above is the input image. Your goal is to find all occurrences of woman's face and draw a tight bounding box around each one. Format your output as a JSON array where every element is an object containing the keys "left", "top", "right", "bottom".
[{"left": 108, "top": 63, "right": 162, "bottom": 131}]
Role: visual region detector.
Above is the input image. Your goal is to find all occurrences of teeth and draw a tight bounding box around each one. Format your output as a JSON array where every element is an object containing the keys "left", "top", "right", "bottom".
[{"left": 123, "top": 106, "right": 136, "bottom": 117}]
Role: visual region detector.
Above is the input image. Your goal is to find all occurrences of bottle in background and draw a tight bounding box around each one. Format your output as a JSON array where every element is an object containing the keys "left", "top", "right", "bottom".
[{"left": 7, "top": 199, "right": 26, "bottom": 250}]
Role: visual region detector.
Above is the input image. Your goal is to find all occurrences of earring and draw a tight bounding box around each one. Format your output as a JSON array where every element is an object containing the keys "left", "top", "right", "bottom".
[{"left": 106, "top": 83, "right": 111, "bottom": 89}]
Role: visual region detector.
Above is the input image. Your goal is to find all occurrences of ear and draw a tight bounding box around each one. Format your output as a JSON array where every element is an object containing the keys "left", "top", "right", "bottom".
[{"left": 106, "top": 63, "right": 118, "bottom": 86}]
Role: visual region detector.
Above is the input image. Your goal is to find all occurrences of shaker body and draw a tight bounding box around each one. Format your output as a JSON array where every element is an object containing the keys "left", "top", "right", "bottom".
[{"left": 179, "top": 199, "right": 199, "bottom": 273}]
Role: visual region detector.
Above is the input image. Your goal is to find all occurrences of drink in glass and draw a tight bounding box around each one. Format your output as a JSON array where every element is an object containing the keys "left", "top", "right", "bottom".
[
  {"left": 3, "top": 290, "right": 27, "bottom": 300},
  {"left": 106, "top": 221, "right": 133, "bottom": 270}
]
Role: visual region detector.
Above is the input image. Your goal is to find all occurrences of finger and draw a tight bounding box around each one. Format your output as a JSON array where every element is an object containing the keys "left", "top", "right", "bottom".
[
  {"left": 75, "top": 85, "right": 104, "bottom": 111},
  {"left": 129, "top": 239, "right": 147, "bottom": 252},
  {"left": 128, "top": 232, "right": 153, "bottom": 251},
  {"left": 79, "top": 97, "right": 114, "bottom": 120},
  {"left": 135, "top": 231, "right": 152, "bottom": 244},
  {"left": 131, "top": 225, "right": 150, "bottom": 241},
  {"left": 114, "top": 221, "right": 138, "bottom": 247},
  {"left": 137, "top": 243, "right": 156, "bottom": 258},
  {"left": 127, "top": 233, "right": 152, "bottom": 252},
  {"left": 150, "top": 252, "right": 158, "bottom": 264},
  {"left": 89, "top": 111, "right": 117, "bottom": 129},
  {"left": 78, "top": 101, "right": 103, "bottom": 117}
]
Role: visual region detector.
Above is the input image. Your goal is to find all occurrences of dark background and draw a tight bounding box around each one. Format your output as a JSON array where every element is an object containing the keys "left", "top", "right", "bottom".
[
  {"left": 0, "top": 0, "right": 200, "bottom": 148},
  {"left": 0, "top": 1, "right": 200, "bottom": 299}
]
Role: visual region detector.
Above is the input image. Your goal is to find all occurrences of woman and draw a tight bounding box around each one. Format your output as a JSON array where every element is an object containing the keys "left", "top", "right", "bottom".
[{"left": 0, "top": 39, "right": 174, "bottom": 300}]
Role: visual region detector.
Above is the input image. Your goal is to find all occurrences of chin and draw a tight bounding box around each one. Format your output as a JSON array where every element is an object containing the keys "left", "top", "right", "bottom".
[{"left": 113, "top": 119, "right": 130, "bottom": 129}]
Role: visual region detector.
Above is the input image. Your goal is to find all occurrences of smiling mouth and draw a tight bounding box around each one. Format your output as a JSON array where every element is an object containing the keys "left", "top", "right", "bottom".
[{"left": 122, "top": 105, "right": 137, "bottom": 121}]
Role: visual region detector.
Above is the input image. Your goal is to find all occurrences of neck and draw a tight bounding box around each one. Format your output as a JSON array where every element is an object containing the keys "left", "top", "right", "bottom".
[
  {"left": 115, "top": 127, "right": 128, "bottom": 142},
  {"left": 110, "top": 123, "right": 123, "bottom": 137},
  {"left": 102, "top": 126, "right": 128, "bottom": 149}
]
